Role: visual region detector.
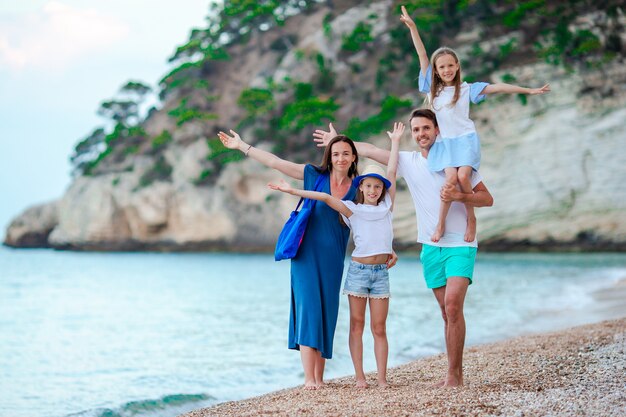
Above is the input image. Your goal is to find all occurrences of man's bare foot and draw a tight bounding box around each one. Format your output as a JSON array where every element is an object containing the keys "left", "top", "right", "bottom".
[
  {"left": 432, "top": 379, "right": 445, "bottom": 388},
  {"left": 431, "top": 224, "right": 445, "bottom": 242},
  {"left": 442, "top": 375, "right": 463, "bottom": 388},
  {"left": 464, "top": 217, "right": 476, "bottom": 242},
  {"left": 355, "top": 379, "right": 368, "bottom": 388},
  {"left": 303, "top": 381, "right": 317, "bottom": 390}
]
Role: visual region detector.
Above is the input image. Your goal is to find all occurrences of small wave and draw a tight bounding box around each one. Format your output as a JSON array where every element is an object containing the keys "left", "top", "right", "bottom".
[{"left": 68, "top": 393, "right": 214, "bottom": 417}]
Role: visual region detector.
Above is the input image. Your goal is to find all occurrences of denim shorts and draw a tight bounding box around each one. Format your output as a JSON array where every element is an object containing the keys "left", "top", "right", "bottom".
[{"left": 343, "top": 260, "right": 390, "bottom": 299}]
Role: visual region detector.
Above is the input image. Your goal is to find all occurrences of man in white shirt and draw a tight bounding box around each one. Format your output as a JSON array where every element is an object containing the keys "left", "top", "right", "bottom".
[{"left": 314, "top": 109, "right": 493, "bottom": 387}]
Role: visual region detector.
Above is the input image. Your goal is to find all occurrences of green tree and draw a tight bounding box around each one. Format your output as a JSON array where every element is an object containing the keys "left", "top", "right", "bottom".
[{"left": 70, "top": 127, "right": 106, "bottom": 175}]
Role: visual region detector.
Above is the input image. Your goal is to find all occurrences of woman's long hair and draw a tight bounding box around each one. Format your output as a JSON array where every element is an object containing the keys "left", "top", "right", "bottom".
[
  {"left": 429, "top": 47, "right": 462, "bottom": 109},
  {"left": 318, "top": 135, "right": 359, "bottom": 178}
]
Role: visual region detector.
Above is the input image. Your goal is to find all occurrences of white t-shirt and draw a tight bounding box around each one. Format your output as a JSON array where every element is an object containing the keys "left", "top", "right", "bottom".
[
  {"left": 340, "top": 193, "right": 393, "bottom": 257},
  {"left": 397, "top": 151, "right": 482, "bottom": 247}
]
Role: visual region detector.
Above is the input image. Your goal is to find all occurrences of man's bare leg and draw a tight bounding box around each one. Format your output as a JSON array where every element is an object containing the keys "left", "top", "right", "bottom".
[
  {"left": 432, "top": 286, "right": 448, "bottom": 387},
  {"left": 443, "top": 277, "right": 469, "bottom": 387},
  {"left": 431, "top": 277, "right": 469, "bottom": 387}
]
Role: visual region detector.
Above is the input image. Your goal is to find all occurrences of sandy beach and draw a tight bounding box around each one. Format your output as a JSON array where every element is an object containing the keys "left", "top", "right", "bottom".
[{"left": 182, "top": 316, "right": 625, "bottom": 417}]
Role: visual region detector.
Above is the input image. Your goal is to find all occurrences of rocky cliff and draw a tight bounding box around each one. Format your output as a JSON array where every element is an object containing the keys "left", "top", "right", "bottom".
[{"left": 5, "top": 0, "right": 626, "bottom": 251}]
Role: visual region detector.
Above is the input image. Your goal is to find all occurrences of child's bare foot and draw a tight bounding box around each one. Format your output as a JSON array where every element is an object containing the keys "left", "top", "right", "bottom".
[
  {"left": 303, "top": 380, "right": 317, "bottom": 390},
  {"left": 355, "top": 379, "right": 368, "bottom": 388},
  {"left": 378, "top": 379, "right": 388, "bottom": 388},
  {"left": 316, "top": 381, "right": 325, "bottom": 389},
  {"left": 431, "top": 224, "right": 445, "bottom": 242},
  {"left": 464, "top": 217, "right": 476, "bottom": 242}
]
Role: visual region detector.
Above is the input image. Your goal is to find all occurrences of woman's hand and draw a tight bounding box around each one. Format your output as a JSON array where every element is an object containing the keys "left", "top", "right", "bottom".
[
  {"left": 528, "top": 84, "right": 550, "bottom": 95},
  {"left": 312, "top": 123, "right": 338, "bottom": 148},
  {"left": 387, "top": 122, "right": 405, "bottom": 142},
  {"left": 218, "top": 129, "right": 245, "bottom": 151},
  {"left": 267, "top": 179, "right": 294, "bottom": 194},
  {"left": 400, "top": 5, "right": 417, "bottom": 31}
]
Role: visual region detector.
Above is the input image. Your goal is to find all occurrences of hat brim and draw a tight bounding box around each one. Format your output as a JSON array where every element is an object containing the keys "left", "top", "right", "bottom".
[{"left": 353, "top": 173, "right": 391, "bottom": 189}]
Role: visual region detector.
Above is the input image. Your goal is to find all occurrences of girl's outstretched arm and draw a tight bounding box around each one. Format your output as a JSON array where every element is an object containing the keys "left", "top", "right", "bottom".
[
  {"left": 482, "top": 83, "right": 550, "bottom": 95},
  {"left": 268, "top": 179, "right": 353, "bottom": 218},
  {"left": 400, "top": 5, "right": 429, "bottom": 72},
  {"left": 218, "top": 130, "right": 305, "bottom": 180},
  {"left": 385, "top": 122, "right": 405, "bottom": 209}
]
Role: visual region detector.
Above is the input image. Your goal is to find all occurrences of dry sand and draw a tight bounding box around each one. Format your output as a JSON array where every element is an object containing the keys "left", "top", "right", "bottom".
[{"left": 182, "top": 317, "right": 625, "bottom": 417}]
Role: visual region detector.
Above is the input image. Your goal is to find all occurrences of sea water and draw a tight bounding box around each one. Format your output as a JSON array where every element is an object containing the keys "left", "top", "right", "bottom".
[{"left": 0, "top": 247, "right": 624, "bottom": 417}]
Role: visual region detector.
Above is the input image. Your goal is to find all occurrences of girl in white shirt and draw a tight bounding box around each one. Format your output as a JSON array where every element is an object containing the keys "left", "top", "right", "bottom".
[
  {"left": 268, "top": 122, "right": 404, "bottom": 388},
  {"left": 400, "top": 5, "right": 550, "bottom": 243}
]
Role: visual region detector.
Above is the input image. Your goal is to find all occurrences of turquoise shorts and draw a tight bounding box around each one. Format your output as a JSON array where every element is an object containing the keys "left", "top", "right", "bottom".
[{"left": 420, "top": 244, "right": 477, "bottom": 289}]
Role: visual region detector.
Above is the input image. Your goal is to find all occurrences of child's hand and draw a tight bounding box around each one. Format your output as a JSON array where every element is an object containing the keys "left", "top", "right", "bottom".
[
  {"left": 267, "top": 179, "right": 293, "bottom": 194},
  {"left": 399, "top": 5, "right": 417, "bottom": 31},
  {"left": 217, "top": 130, "right": 243, "bottom": 150},
  {"left": 313, "top": 122, "right": 338, "bottom": 148},
  {"left": 529, "top": 84, "right": 550, "bottom": 95},
  {"left": 386, "top": 122, "right": 405, "bottom": 142}
]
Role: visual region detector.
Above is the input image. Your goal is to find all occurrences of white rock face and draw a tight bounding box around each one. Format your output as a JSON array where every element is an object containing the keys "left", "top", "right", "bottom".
[
  {"left": 473, "top": 62, "right": 626, "bottom": 245},
  {"left": 44, "top": 172, "right": 239, "bottom": 249},
  {"left": 4, "top": 3, "right": 625, "bottom": 251},
  {"left": 4, "top": 201, "right": 58, "bottom": 247}
]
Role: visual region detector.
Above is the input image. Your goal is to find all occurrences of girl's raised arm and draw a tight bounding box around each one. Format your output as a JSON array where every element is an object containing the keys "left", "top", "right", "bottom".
[
  {"left": 481, "top": 83, "right": 550, "bottom": 96},
  {"left": 400, "top": 5, "right": 429, "bottom": 72},
  {"left": 268, "top": 179, "right": 353, "bottom": 218},
  {"left": 218, "top": 130, "right": 305, "bottom": 180},
  {"left": 385, "top": 122, "right": 404, "bottom": 209}
]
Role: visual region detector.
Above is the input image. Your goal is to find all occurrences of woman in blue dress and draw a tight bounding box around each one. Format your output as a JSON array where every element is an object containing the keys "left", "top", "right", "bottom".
[{"left": 217, "top": 129, "right": 361, "bottom": 389}]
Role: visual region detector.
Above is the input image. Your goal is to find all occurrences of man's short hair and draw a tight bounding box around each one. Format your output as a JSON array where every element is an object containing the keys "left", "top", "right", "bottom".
[{"left": 409, "top": 108, "right": 438, "bottom": 127}]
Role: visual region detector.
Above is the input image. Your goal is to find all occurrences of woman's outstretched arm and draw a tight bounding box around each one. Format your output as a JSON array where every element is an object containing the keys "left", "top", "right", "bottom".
[{"left": 218, "top": 130, "right": 306, "bottom": 180}]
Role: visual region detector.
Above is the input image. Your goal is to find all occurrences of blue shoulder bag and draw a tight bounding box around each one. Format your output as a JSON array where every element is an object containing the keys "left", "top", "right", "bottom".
[{"left": 274, "top": 172, "right": 327, "bottom": 261}]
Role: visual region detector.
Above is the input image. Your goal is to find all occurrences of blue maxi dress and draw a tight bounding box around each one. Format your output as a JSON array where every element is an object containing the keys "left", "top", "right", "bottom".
[{"left": 289, "top": 164, "right": 356, "bottom": 359}]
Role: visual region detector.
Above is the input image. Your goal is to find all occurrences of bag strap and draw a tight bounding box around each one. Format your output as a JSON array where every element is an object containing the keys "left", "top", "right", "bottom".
[{"left": 296, "top": 171, "right": 328, "bottom": 211}]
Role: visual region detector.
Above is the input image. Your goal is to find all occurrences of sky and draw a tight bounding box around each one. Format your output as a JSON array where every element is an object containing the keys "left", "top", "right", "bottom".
[{"left": 0, "top": 1, "right": 211, "bottom": 231}]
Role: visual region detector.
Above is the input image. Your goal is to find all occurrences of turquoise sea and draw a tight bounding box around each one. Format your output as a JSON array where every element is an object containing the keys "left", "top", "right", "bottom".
[{"left": 1, "top": 246, "right": 625, "bottom": 417}]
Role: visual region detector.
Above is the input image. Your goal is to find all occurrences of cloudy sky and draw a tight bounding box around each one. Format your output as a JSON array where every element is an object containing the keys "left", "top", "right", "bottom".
[{"left": 0, "top": 1, "right": 210, "bottom": 230}]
